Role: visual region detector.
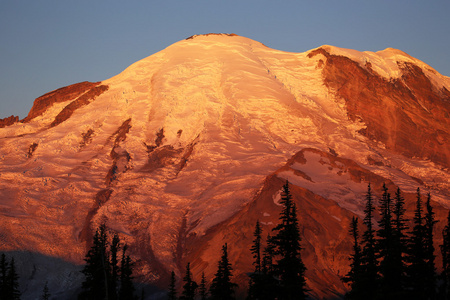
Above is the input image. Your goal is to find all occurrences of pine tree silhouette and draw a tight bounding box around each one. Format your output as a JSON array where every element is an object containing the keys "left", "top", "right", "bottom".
[
  {"left": 440, "top": 211, "right": 450, "bottom": 298},
  {"left": 424, "top": 192, "right": 437, "bottom": 299},
  {"left": 248, "top": 220, "right": 264, "bottom": 300},
  {"left": 392, "top": 187, "right": 408, "bottom": 296},
  {"left": 80, "top": 224, "right": 135, "bottom": 300},
  {"left": 168, "top": 270, "right": 177, "bottom": 300},
  {"left": 41, "top": 281, "right": 50, "bottom": 300},
  {"left": 199, "top": 272, "right": 207, "bottom": 300},
  {"left": 377, "top": 184, "right": 397, "bottom": 298},
  {"left": 80, "top": 224, "right": 111, "bottom": 299},
  {"left": 0, "top": 253, "right": 9, "bottom": 297},
  {"left": 262, "top": 233, "right": 275, "bottom": 276},
  {"left": 110, "top": 233, "right": 121, "bottom": 300},
  {"left": 343, "top": 216, "right": 363, "bottom": 299},
  {"left": 406, "top": 188, "right": 427, "bottom": 298},
  {"left": 119, "top": 244, "right": 135, "bottom": 300},
  {"left": 7, "top": 258, "right": 20, "bottom": 300},
  {"left": 270, "top": 181, "right": 307, "bottom": 300},
  {"left": 180, "top": 263, "right": 197, "bottom": 300},
  {"left": 360, "top": 183, "right": 379, "bottom": 299},
  {"left": 0, "top": 255, "right": 21, "bottom": 300},
  {"left": 210, "top": 243, "right": 237, "bottom": 300},
  {"left": 251, "top": 220, "right": 262, "bottom": 273},
  {"left": 259, "top": 234, "right": 278, "bottom": 300}
]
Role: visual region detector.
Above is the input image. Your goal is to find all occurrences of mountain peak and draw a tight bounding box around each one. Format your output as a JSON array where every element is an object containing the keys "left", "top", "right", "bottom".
[
  {"left": 185, "top": 33, "right": 239, "bottom": 40},
  {"left": 0, "top": 35, "right": 449, "bottom": 299}
]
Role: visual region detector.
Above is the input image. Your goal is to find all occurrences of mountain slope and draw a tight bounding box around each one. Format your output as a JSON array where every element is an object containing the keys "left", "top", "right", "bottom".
[{"left": 0, "top": 33, "right": 449, "bottom": 299}]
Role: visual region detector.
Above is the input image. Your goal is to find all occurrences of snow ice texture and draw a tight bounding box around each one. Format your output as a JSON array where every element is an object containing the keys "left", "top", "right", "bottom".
[{"left": 0, "top": 33, "right": 449, "bottom": 298}]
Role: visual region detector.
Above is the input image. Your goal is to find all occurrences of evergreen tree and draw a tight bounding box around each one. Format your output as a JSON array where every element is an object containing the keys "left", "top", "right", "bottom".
[
  {"left": 80, "top": 224, "right": 135, "bottom": 300},
  {"left": 360, "top": 183, "right": 379, "bottom": 299},
  {"left": 377, "top": 184, "right": 397, "bottom": 298},
  {"left": 270, "top": 181, "right": 307, "bottom": 299},
  {"left": 424, "top": 192, "right": 437, "bottom": 299},
  {"left": 180, "top": 263, "right": 197, "bottom": 300},
  {"left": 440, "top": 211, "right": 450, "bottom": 299},
  {"left": 248, "top": 220, "right": 264, "bottom": 300},
  {"left": 343, "top": 216, "right": 363, "bottom": 299},
  {"left": 262, "top": 234, "right": 275, "bottom": 276},
  {"left": 251, "top": 220, "right": 262, "bottom": 273},
  {"left": 199, "top": 272, "right": 207, "bottom": 300},
  {"left": 391, "top": 187, "right": 408, "bottom": 295},
  {"left": 0, "top": 253, "right": 9, "bottom": 297},
  {"left": 406, "top": 188, "right": 427, "bottom": 299},
  {"left": 7, "top": 257, "right": 20, "bottom": 300},
  {"left": 210, "top": 243, "right": 237, "bottom": 300},
  {"left": 110, "top": 233, "right": 121, "bottom": 300},
  {"left": 80, "top": 224, "right": 111, "bottom": 300},
  {"left": 41, "top": 281, "right": 50, "bottom": 300},
  {"left": 118, "top": 244, "right": 135, "bottom": 300},
  {"left": 168, "top": 271, "right": 177, "bottom": 300},
  {"left": 258, "top": 234, "right": 278, "bottom": 300}
]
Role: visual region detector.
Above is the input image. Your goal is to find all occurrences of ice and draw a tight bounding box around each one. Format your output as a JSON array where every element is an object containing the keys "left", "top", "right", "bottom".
[{"left": 0, "top": 34, "right": 448, "bottom": 297}]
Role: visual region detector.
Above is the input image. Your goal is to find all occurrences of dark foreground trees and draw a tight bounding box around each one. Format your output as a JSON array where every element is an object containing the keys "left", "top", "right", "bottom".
[
  {"left": 168, "top": 271, "right": 177, "bottom": 300},
  {"left": 247, "top": 181, "right": 307, "bottom": 300},
  {"left": 0, "top": 254, "right": 21, "bottom": 300},
  {"left": 41, "top": 282, "right": 50, "bottom": 300},
  {"left": 344, "top": 185, "right": 442, "bottom": 300},
  {"left": 441, "top": 211, "right": 450, "bottom": 298},
  {"left": 159, "top": 181, "right": 450, "bottom": 300},
  {"left": 79, "top": 223, "right": 135, "bottom": 300},
  {"left": 270, "top": 182, "right": 307, "bottom": 299},
  {"left": 343, "top": 217, "right": 363, "bottom": 299},
  {"left": 180, "top": 262, "right": 198, "bottom": 300},
  {"left": 210, "top": 243, "right": 237, "bottom": 300}
]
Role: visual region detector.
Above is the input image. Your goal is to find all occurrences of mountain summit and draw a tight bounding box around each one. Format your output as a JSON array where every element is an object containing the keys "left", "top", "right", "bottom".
[{"left": 0, "top": 34, "right": 449, "bottom": 299}]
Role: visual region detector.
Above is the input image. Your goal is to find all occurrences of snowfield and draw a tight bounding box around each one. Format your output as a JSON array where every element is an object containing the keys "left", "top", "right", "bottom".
[{"left": 0, "top": 33, "right": 449, "bottom": 299}]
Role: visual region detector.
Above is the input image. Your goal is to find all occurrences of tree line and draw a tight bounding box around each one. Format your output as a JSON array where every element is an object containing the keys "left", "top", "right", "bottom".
[
  {"left": 0, "top": 254, "right": 21, "bottom": 300},
  {"left": 3, "top": 181, "right": 450, "bottom": 299},
  {"left": 78, "top": 223, "right": 136, "bottom": 300},
  {"left": 167, "top": 181, "right": 308, "bottom": 300},
  {"left": 344, "top": 183, "right": 450, "bottom": 300},
  {"left": 0, "top": 253, "right": 51, "bottom": 300},
  {"left": 0, "top": 223, "right": 138, "bottom": 300}
]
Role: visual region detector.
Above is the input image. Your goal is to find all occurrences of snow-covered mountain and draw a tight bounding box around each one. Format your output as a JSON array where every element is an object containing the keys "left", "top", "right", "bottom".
[{"left": 0, "top": 33, "right": 449, "bottom": 299}]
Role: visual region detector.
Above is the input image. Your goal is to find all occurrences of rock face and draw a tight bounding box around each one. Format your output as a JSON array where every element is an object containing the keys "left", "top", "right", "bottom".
[
  {"left": 308, "top": 47, "right": 450, "bottom": 167},
  {"left": 0, "top": 34, "right": 449, "bottom": 299},
  {"left": 0, "top": 115, "right": 19, "bottom": 128},
  {"left": 189, "top": 148, "right": 449, "bottom": 299},
  {"left": 22, "top": 81, "right": 100, "bottom": 122}
]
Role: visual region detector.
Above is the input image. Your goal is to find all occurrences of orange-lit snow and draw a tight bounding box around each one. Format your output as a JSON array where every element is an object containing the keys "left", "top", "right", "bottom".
[{"left": 0, "top": 34, "right": 448, "bottom": 298}]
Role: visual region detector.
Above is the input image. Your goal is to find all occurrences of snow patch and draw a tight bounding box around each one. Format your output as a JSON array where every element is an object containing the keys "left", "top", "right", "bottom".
[
  {"left": 272, "top": 189, "right": 283, "bottom": 206},
  {"left": 279, "top": 151, "right": 369, "bottom": 216}
]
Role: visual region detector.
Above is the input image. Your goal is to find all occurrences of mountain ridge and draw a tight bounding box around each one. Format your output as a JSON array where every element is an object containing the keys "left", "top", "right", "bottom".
[{"left": 0, "top": 34, "right": 449, "bottom": 299}]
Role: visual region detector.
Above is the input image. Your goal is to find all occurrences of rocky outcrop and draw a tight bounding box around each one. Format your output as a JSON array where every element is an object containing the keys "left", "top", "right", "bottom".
[
  {"left": 186, "top": 148, "right": 449, "bottom": 299},
  {"left": 27, "top": 142, "right": 38, "bottom": 158},
  {"left": 50, "top": 85, "right": 109, "bottom": 127},
  {"left": 1, "top": 36, "right": 449, "bottom": 299},
  {"left": 309, "top": 48, "right": 450, "bottom": 168},
  {"left": 79, "top": 128, "right": 95, "bottom": 149},
  {"left": 106, "top": 118, "right": 133, "bottom": 185},
  {"left": 22, "top": 81, "right": 100, "bottom": 122},
  {"left": 0, "top": 115, "right": 19, "bottom": 128}
]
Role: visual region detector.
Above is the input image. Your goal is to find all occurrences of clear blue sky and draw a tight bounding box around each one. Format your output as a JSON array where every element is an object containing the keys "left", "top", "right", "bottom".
[{"left": 1, "top": 0, "right": 449, "bottom": 119}]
